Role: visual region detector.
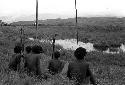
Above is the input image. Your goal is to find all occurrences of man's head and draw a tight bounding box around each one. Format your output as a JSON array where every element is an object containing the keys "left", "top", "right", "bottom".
[
  {"left": 25, "top": 46, "right": 32, "bottom": 54},
  {"left": 32, "top": 45, "right": 43, "bottom": 54},
  {"left": 38, "top": 45, "right": 44, "bottom": 53},
  {"left": 74, "top": 47, "right": 87, "bottom": 60},
  {"left": 14, "top": 45, "right": 22, "bottom": 53},
  {"left": 54, "top": 51, "right": 60, "bottom": 59}
]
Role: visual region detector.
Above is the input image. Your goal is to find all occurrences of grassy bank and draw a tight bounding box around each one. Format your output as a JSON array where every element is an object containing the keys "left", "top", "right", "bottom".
[{"left": 0, "top": 25, "right": 125, "bottom": 84}]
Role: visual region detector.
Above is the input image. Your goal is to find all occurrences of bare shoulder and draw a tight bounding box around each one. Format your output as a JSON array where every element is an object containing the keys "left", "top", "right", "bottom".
[
  {"left": 84, "top": 61, "right": 89, "bottom": 65},
  {"left": 82, "top": 61, "right": 90, "bottom": 69},
  {"left": 68, "top": 61, "right": 75, "bottom": 67},
  {"left": 12, "top": 53, "right": 17, "bottom": 57}
]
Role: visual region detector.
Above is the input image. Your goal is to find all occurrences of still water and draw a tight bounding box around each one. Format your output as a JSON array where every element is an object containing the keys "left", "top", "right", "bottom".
[{"left": 29, "top": 38, "right": 125, "bottom": 54}]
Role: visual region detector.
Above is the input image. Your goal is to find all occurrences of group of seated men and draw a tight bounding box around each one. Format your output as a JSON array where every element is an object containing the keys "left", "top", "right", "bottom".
[{"left": 8, "top": 45, "right": 97, "bottom": 85}]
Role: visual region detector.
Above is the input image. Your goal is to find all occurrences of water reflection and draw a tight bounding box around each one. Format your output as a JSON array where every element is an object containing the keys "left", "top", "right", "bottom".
[
  {"left": 55, "top": 39, "right": 94, "bottom": 52},
  {"left": 120, "top": 44, "right": 125, "bottom": 52},
  {"left": 28, "top": 38, "right": 125, "bottom": 54}
]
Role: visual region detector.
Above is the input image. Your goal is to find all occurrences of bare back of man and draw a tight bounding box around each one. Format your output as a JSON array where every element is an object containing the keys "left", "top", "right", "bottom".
[
  {"left": 67, "top": 60, "right": 90, "bottom": 85},
  {"left": 24, "top": 53, "right": 41, "bottom": 76}
]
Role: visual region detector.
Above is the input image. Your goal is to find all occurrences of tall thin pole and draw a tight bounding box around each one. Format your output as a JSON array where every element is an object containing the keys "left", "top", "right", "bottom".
[
  {"left": 20, "top": 28, "right": 23, "bottom": 51},
  {"left": 75, "top": 0, "right": 78, "bottom": 44},
  {"left": 36, "top": 0, "right": 38, "bottom": 39},
  {"left": 52, "top": 34, "right": 58, "bottom": 59},
  {"left": 20, "top": 27, "right": 24, "bottom": 54},
  {"left": 52, "top": 36, "right": 55, "bottom": 59}
]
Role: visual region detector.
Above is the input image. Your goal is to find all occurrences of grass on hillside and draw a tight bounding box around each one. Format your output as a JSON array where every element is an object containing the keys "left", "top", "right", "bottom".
[{"left": 1, "top": 25, "right": 125, "bottom": 44}]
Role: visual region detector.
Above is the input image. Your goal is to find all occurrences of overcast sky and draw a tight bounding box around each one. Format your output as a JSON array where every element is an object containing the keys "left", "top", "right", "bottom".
[{"left": 0, "top": 0, "right": 125, "bottom": 17}]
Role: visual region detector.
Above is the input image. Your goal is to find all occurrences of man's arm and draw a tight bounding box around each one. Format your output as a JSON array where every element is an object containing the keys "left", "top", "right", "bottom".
[
  {"left": 36, "top": 57, "right": 41, "bottom": 75},
  {"left": 60, "top": 61, "right": 69, "bottom": 75},
  {"left": 87, "top": 67, "right": 97, "bottom": 85},
  {"left": 67, "top": 63, "right": 72, "bottom": 79},
  {"left": 36, "top": 57, "right": 48, "bottom": 79}
]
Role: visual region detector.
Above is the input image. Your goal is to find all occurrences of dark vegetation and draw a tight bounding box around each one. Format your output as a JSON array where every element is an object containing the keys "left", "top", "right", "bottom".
[{"left": 9, "top": 17, "right": 125, "bottom": 44}]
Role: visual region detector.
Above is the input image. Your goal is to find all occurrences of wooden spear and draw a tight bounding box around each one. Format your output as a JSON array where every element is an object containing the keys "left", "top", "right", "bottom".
[
  {"left": 52, "top": 34, "right": 58, "bottom": 59},
  {"left": 75, "top": 0, "right": 78, "bottom": 44},
  {"left": 36, "top": 0, "right": 38, "bottom": 39}
]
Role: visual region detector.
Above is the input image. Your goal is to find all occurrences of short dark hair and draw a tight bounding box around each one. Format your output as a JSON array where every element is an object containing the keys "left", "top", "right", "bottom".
[
  {"left": 74, "top": 47, "right": 87, "bottom": 60},
  {"left": 54, "top": 51, "right": 60, "bottom": 59},
  {"left": 14, "top": 46, "right": 22, "bottom": 53},
  {"left": 38, "top": 45, "right": 44, "bottom": 53},
  {"left": 32, "top": 45, "right": 43, "bottom": 54},
  {"left": 25, "top": 46, "right": 32, "bottom": 53}
]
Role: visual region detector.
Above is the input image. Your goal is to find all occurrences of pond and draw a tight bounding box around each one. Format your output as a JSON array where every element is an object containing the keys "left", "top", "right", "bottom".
[{"left": 29, "top": 38, "right": 125, "bottom": 54}]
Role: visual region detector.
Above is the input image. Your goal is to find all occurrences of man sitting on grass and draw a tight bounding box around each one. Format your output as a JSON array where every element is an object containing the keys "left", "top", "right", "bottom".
[
  {"left": 9, "top": 45, "right": 23, "bottom": 71},
  {"left": 66, "top": 47, "right": 97, "bottom": 85},
  {"left": 48, "top": 51, "right": 64, "bottom": 75},
  {"left": 24, "top": 45, "right": 47, "bottom": 80}
]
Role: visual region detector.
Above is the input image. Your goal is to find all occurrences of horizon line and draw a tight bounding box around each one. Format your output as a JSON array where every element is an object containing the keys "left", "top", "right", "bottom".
[{"left": 1, "top": 15, "right": 125, "bottom": 24}]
